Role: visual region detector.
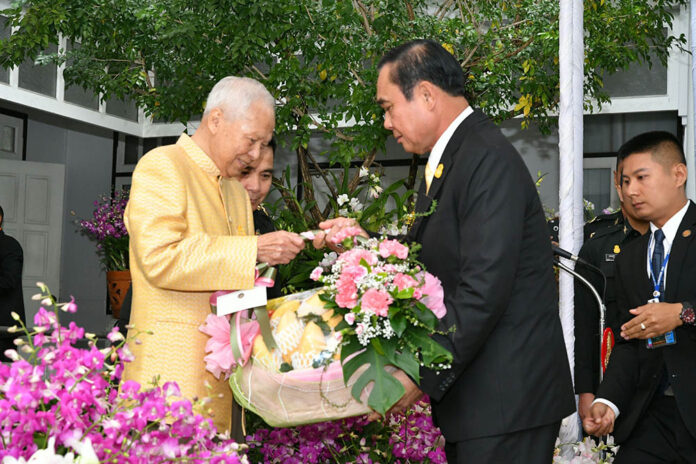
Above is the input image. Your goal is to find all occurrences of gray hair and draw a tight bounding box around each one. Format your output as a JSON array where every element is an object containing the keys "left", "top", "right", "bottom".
[{"left": 203, "top": 76, "right": 275, "bottom": 120}]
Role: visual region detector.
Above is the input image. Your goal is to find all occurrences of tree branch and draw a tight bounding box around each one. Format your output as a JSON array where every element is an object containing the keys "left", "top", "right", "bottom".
[
  {"left": 304, "top": 147, "right": 339, "bottom": 199},
  {"left": 353, "top": 0, "right": 373, "bottom": 36},
  {"left": 291, "top": 107, "right": 355, "bottom": 142},
  {"left": 436, "top": 0, "right": 454, "bottom": 20},
  {"left": 347, "top": 148, "right": 377, "bottom": 192},
  {"left": 246, "top": 64, "right": 268, "bottom": 81},
  {"left": 404, "top": 1, "right": 415, "bottom": 20}
]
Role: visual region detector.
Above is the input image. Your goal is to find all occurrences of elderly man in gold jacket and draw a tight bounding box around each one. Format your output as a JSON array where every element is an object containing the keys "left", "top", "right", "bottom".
[{"left": 123, "top": 76, "right": 305, "bottom": 434}]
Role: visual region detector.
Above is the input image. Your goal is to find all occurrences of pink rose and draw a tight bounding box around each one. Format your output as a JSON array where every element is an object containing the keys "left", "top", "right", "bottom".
[
  {"left": 310, "top": 266, "right": 323, "bottom": 281},
  {"left": 336, "top": 278, "right": 358, "bottom": 309},
  {"left": 341, "top": 264, "right": 368, "bottom": 282},
  {"left": 355, "top": 323, "right": 366, "bottom": 335},
  {"left": 378, "top": 239, "right": 409, "bottom": 260},
  {"left": 360, "top": 288, "right": 393, "bottom": 317},
  {"left": 419, "top": 272, "right": 446, "bottom": 319},
  {"left": 340, "top": 248, "right": 378, "bottom": 267},
  {"left": 393, "top": 273, "right": 418, "bottom": 291},
  {"left": 329, "top": 226, "right": 365, "bottom": 244},
  {"left": 344, "top": 312, "right": 356, "bottom": 325}
]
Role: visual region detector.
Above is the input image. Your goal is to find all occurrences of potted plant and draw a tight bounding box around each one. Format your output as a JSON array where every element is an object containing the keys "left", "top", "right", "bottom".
[{"left": 78, "top": 189, "right": 130, "bottom": 319}]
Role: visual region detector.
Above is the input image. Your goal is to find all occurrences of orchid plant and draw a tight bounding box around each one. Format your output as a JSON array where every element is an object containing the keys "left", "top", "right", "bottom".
[
  {"left": 245, "top": 398, "right": 447, "bottom": 464},
  {"left": 0, "top": 284, "right": 247, "bottom": 463},
  {"left": 554, "top": 436, "right": 619, "bottom": 464},
  {"left": 77, "top": 189, "right": 129, "bottom": 271}
]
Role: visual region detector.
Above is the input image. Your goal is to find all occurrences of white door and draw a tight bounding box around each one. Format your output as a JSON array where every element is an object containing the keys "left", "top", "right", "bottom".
[{"left": 0, "top": 159, "right": 64, "bottom": 324}]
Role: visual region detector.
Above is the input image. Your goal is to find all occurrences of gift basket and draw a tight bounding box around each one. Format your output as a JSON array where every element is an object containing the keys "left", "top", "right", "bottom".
[{"left": 200, "top": 227, "right": 453, "bottom": 427}]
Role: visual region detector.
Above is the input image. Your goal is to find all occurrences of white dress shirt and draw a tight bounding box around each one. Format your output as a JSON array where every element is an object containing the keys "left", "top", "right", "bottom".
[
  {"left": 592, "top": 200, "right": 690, "bottom": 419},
  {"left": 425, "top": 106, "right": 474, "bottom": 179}
]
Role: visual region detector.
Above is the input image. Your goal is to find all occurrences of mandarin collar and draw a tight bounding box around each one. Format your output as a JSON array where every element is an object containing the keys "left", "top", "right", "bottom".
[{"left": 176, "top": 133, "right": 221, "bottom": 177}]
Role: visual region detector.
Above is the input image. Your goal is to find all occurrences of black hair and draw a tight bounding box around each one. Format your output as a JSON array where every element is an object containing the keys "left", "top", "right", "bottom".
[
  {"left": 0, "top": 205, "right": 3, "bottom": 227},
  {"left": 377, "top": 39, "right": 466, "bottom": 100},
  {"left": 616, "top": 131, "right": 685, "bottom": 170}
]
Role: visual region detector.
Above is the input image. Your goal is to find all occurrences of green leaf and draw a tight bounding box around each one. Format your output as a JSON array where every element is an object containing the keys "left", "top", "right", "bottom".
[
  {"left": 342, "top": 340, "right": 404, "bottom": 416},
  {"left": 404, "top": 328, "right": 453, "bottom": 366},
  {"left": 412, "top": 301, "right": 438, "bottom": 329},
  {"left": 395, "top": 287, "right": 414, "bottom": 299},
  {"left": 392, "top": 349, "right": 420, "bottom": 384},
  {"left": 389, "top": 312, "right": 407, "bottom": 337}
]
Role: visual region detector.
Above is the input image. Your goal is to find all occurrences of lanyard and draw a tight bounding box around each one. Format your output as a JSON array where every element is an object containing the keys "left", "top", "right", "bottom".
[{"left": 649, "top": 250, "right": 670, "bottom": 298}]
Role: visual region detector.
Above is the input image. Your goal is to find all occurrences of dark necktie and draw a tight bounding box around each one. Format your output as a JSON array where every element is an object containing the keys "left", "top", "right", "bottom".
[
  {"left": 652, "top": 229, "right": 671, "bottom": 394},
  {"left": 651, "top": 229, "right": 665, "bottom": 295}
]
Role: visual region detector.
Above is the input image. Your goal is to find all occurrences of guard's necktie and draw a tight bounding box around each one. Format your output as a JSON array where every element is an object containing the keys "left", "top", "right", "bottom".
[
  {"left": 651, "top": 229, "right": 665, "bottom": 293},
  {"left": 424, "top": 163, "right": 434, "bottom": 195},
  {"left": 652, "top": 228, "right": 671, "bottom": 395}
]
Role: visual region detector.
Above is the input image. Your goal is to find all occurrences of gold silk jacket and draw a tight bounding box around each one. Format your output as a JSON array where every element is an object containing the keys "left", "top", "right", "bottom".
[{"left": 123, "top": 134, "right": 257, "bottom": 432}]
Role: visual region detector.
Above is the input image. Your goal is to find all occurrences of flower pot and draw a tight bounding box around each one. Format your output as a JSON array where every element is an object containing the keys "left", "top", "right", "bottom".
[{"left": 106, "top": 270, "right": 131, "bottom": 320}]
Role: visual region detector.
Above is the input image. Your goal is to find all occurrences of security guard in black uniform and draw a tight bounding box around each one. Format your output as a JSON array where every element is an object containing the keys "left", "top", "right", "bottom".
[
  {"left": 574, "top": 161, "right": 649, "bottom": 424},
  {"left": 584, "top": 209, "right": 623, "bottom": 241}
]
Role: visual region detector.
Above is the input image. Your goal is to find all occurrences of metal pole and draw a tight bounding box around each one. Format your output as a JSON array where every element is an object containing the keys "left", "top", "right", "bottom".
[{"left": 555, "top": 260, "right": 607, "bottom": 383}]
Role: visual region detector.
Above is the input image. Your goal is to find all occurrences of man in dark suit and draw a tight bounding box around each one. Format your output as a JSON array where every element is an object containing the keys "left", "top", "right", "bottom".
[
  {"left": 317, "top": 39, "right": 575, "bottom": 463},
  {"left": 584, "top": 131, "right": 696, "bottom": 463},
  {"left": 574, "top": 157, "right": 648, "bottom": 423},
  {"left": 0, "top": 205, "right": 26, "bottom": 361}
]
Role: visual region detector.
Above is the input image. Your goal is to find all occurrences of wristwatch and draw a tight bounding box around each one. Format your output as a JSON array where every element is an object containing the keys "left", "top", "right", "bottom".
[{"left": 680, "top": 301, "right": 695, "bottom": 326}]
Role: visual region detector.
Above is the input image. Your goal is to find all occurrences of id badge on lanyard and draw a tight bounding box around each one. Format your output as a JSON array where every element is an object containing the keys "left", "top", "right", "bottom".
[{"left": 646, "top": 251, "right": 677, "bottom": 349}]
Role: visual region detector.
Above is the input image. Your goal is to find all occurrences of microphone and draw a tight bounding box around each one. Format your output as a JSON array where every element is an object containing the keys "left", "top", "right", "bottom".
[{"left": 551, "top": 244, "right": 585, "bottom": 264}]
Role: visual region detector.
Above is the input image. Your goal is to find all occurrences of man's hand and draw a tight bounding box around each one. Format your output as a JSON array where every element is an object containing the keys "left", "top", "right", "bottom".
[
  {"left": 367, "top": 370, "right": 423, "bottom": 421},
  {"left": 583, "top": 402, "right": 615, "bottom": 437},
  {"left": 311, "top": 217, "right": 368, "bottom": 252},
  {"left": 578, "top": 392, "right": 595, "bottom": 422},
  {"left": 257, "top": 231, "right": 305, "bottom": 265},
  {"left": 621, "top": 302, "right": 683, "bottom": 340}
]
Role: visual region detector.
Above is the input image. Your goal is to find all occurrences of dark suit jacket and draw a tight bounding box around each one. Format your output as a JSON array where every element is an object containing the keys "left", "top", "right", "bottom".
[
  {"left": 407, "top": 109, "right": 575, "bottom": 441},
  {"left": 596, "top": 201, "right": 696, "bottom": 443},
  {"left": 574, "top": 216, "right": 643, "bottom": 394},
  {"left": 0, "top": 229, "right": 25, "bottom": 327}
]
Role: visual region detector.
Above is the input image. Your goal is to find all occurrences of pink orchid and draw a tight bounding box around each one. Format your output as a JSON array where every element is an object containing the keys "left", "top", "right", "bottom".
[{"left": 199, "top": 314, "right": 259, "bottom": 379}]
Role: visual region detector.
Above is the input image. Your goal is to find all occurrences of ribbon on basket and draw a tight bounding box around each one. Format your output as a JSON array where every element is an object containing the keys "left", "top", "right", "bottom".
[{"left": 202, "top": 263, "right": 278, "bottom": 378}]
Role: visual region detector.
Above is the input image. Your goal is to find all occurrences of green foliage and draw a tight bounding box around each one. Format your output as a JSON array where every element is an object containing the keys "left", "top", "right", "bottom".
[
  {"left": 0, "top": 0, "right": 686, "bottom": 220},
  {"left": 341, "top": 337, "right": 405, "bottom": 416}
]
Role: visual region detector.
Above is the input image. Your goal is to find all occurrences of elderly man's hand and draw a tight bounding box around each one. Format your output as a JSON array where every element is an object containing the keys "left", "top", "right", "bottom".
[
  {"left": 367, "top": 370, "right": 423, "bottom": 421},
  {"left": 257, "top": 231, "right": 305, "bottom": 265},
  {"left": 620, "top": 302, "right": 683, "bottom": 340},
  {"left": 583, "top": 402, "right": 615, "bottom": 437},
  {"left": 311, "top": 217, "right": 368, "bottom": 252}
]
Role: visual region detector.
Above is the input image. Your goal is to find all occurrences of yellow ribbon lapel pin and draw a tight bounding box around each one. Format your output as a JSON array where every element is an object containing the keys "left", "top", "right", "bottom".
[{"left": 434, "top": 163, "right": 444, "bottom": 179}]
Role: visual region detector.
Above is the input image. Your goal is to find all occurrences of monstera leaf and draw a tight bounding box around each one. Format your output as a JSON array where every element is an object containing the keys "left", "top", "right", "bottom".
[
  {"left": 342, "top": 337, "right": 429, "bottom": 415},
  {"left": 341, "top": 338, "right": 404, "bottom": 416}
]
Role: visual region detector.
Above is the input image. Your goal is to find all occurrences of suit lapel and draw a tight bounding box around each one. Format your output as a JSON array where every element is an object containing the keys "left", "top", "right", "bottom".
[
  {"left": 425, "top": 109, "right": 483, "bottom": 201},
  {"left": 665, "top": 201, "right": 696, "bottom": 301}
]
